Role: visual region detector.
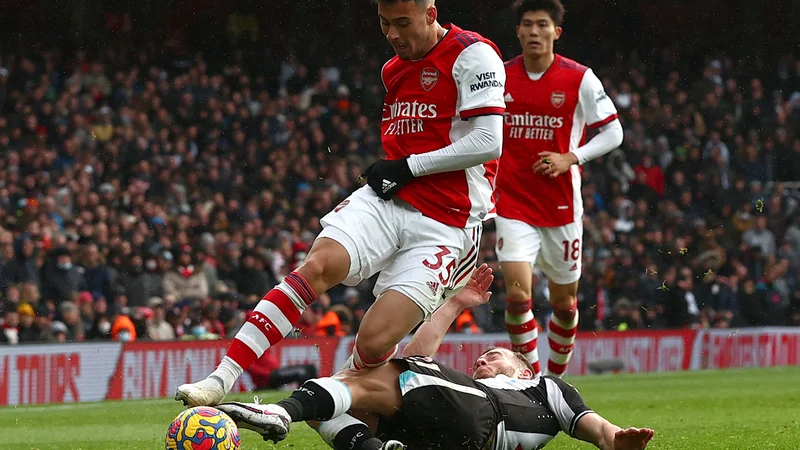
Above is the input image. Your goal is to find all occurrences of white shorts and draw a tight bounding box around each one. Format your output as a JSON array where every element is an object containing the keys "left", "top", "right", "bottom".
[
  {"left": 318, "top": 186, "right": 481, "bottom": 319},
  {"left": 494, "top": 216, "right": 582, "bottom": 285}
]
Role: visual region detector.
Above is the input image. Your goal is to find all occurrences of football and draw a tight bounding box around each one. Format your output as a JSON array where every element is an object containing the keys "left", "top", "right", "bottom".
[{"left": 165, "top": 406, "right": 241, "bottom": 450}]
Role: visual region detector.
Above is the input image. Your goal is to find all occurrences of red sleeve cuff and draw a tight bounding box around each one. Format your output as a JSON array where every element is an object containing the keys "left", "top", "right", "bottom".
[
  {"left": 588, "top": 113, "right": 619, "bottom": 129},
  {"left": 460, "top": 106, "right": 505, "bottom": 120}
]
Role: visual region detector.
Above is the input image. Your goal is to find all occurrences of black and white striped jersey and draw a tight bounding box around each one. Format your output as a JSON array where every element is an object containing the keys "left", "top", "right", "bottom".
[
  {"left": 379, "top": 357, "right": 593, "bottom": 450},
  {"left": 476, "top": 375, "right": 594, "bottom": 450}
]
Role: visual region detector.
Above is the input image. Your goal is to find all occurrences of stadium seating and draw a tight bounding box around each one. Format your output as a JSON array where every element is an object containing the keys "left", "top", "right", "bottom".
[{"left": 0, "top": 0, "right": 799, "bottom": 346}]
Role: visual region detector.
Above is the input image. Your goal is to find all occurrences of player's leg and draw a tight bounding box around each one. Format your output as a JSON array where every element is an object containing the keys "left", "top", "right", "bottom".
[
  {"left": 317, "top": 356, "right": 498, "bottom": 450},
  {"left": 314, "top": 413, "right": 405, "bottom": 450},
  {"left": 177, "top": 187, "right": 401, "bottom": 406},
  {"left": 346, "top": 218, "right": 480, "bottom": 370},
  {"left": 538, "top": 222, "right": 583, "bottom": 378},
  {"left": 217, "top": 362, "right": 405, "bottom": 443},
  {"left": 348, "top": 290, "right": 424, "bottom": 370},
  {"left": 495, "top": 216, "right": 542, "bottom": 375}
]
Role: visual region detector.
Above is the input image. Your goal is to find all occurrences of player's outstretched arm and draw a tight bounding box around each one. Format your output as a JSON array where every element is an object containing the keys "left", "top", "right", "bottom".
[
  {"left": 573, "top": 412, "right": 654, "bottom": 450},
  {"left": 542, "top": 376, "right": 653, "bottom": 450},
  {"left": 402, "top": 264, "right": 493, "bottom": 358}
]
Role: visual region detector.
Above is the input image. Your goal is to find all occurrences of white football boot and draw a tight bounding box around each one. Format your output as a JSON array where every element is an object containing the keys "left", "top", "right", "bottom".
[
  {"left": 381, "top": 440, "right": 407, "bottom": 449},
  {"left": 216, "top": 399, "right": 291, "bottom": 444},
  {"left": 174, "top": 376, "right": 227, "bottom": 407}
]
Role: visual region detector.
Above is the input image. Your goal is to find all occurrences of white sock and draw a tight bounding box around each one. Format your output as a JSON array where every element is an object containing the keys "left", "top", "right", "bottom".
[
  {"left": 317, "top": 414, "right": 365, "bottom": 448},
  {"left": 209, "top": 356, "right": 244, "bottom": 393}
]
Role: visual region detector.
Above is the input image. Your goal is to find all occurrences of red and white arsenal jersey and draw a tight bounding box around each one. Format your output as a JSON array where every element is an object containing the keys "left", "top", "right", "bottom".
[
  {"left": 381, "top": 24, "right": 505, "bottom": 228},
  {"left": 496, "top": 54, "right": 618, "bottom": 227}
]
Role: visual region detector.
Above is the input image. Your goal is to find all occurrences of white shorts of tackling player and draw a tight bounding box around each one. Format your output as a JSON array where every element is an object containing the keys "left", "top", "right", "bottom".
[
  {"left": 318, "top": 186, "right": 481, "bottom": 319},
  {"left": 494, "top": 216, "right": 582, "bottom": 285}
]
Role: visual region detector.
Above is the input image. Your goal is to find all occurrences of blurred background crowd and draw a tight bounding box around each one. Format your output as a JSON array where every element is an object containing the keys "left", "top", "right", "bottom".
[{"left": 1, "top": 0, "right": 799, "bottom": 345}]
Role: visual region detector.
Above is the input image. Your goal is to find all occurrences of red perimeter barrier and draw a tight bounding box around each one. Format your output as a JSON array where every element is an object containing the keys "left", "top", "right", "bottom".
[{"left": 2, "top": 327, "right": 799, "bottom": 406}]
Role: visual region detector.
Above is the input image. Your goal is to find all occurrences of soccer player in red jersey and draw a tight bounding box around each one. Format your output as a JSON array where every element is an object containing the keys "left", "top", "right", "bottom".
[
  {"left": 496, "top": 0, "right": 624, "bottom": 378},
  {"left": 176, "top": 0, "right": 506, "bottom": 407}
]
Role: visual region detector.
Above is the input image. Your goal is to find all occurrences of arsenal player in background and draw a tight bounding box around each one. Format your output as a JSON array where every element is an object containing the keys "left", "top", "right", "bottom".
[
  {"left": 177, "top": 0, "right": 507, "bottom": 416},
  {"left": 496, "top": 0, "right": 624, "bottom": 378}
]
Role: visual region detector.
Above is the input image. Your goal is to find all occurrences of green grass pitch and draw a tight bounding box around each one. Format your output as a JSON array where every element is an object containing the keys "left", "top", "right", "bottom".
[{"left": 3, "top": 367, "right": 799, "bottom": 449}]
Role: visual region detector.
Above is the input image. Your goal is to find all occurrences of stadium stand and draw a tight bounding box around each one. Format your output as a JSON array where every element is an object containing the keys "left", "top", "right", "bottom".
[{"left": 0, "top": 0, "right": 799, "bottom": 346}]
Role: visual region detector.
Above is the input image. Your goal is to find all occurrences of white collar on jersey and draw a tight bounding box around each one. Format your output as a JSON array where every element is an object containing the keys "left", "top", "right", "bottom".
[{"left": 526, "top": 70, "right": 546, "bottom": 81}]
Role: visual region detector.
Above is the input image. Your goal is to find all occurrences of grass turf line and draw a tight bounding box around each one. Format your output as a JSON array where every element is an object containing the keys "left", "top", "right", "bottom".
[{"left": 1, "top": 366, "right": 798, "bottom": 449}]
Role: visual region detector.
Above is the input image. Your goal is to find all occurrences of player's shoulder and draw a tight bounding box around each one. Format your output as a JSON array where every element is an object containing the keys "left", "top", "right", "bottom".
[
  {"left": 443, "top": 24, "right": 501, "bottom": 61},
  {"left": 555, "top": 54, "right": 589, "bottom": 74},
  {"left": 383, "top": 54, "right": 403, "bottom": 72},
  {"left": 447, "top": 23, "right": 493, "bottom": 48},
  {"left": 504, "top": 55, "right": 523, "bottom": 68},
  {"left": 542, "top": 375, "right": 581, "bottom": 393}
]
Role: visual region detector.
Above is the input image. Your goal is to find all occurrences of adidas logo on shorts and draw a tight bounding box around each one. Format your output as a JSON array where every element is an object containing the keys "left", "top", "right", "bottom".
[{"left": 426, "top": 280, "right": 439, "bottom": 295}]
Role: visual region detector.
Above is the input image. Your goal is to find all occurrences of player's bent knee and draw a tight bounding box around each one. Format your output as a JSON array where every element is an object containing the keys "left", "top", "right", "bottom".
[
  {"left": 355, "top": 291, "right": 424, "bottom": 362},
  {"left": 549, "top": 294, "right": 575, "bottom": 309},
  {"left": 549, "top": 283, "right": 577, "bottom": 308},
  {"left": 506, "top": 281, "right": 533, "bottom": 303},
  {"left": 501, "top": 262, "right": 533, "bottom": 300},
  {"left": 354, "top": 334, "right": 399, "bottom": 367},
  {"left": 550, "top": 296, "right": 577, "bottom": 321},
  {"left": 507, "top": 289, "right": 533, "bottom": 303},
  {"left": 297, "top": 239, "right": 351, "bottom": 292}
]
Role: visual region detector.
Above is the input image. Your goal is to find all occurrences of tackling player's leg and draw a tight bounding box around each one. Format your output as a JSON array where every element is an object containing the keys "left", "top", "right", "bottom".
[
  {"left": 176, "top": 238, "right": 350, "bottom": 406},
  {"left": 313, "top": 414, "right": 406, "bottom": 450},
  {"left": 217, "top": 363, "right": 405, "bottom": 448}
]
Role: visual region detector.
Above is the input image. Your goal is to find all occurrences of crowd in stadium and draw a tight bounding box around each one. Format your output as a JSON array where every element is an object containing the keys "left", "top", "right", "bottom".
[{"left": 1, "top": 2, "right": 800, "bottom": 346}]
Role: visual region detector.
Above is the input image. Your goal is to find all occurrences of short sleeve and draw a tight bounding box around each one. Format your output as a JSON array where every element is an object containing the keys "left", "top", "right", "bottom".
[
  {"left": 543, "top": 376, "right": 594, "bottom": 437},
  {"left": 452, "top": 42, "right": 506, "bottom": 120},
  {"left": 579, "top": 68, "right": 619, "bottom": 128}
]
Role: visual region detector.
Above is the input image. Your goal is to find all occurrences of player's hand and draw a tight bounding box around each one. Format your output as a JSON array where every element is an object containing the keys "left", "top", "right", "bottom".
[
  {"left": 362, "top": 158, "right": 415, "bottom": 200},
  {"left": 533, "top": 151, "right": 578, "bottom": 178},
  {"left": 450, "top": 264, "right": 494, "bottom": 310},
  {"left": 613, "top": 427, "right": 654, "bottom": 450}
]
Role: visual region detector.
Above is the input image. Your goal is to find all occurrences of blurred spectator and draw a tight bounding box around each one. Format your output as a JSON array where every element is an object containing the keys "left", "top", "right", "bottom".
[
  {"left": 16, "top": 303, "right": 42, "bottom": 342},
  {"left": 1, "top": 303, "right": 19, "bottom": 343},
  {"left": 111, "top": 307, "right": 136, "bottom": 342},
  {"left": 163, "top": 246, "right": 209, "bottom": 301},
  {"left": 147, "top": 297, "right": 176, "bottom": 341},
  {"left": 58, "top": 301, "right": 85, "bottom": 342},
  {"left": 41, "top": 248, "right": 87, "bottom": 305}
]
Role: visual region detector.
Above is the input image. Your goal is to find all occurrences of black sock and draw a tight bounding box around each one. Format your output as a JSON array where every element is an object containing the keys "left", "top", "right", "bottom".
[
  {"left": 332, "top": 422, "right": 383, "bottom": 450},
  {"left": 276, "top": 380, "right": 336, "bottom": 422}
]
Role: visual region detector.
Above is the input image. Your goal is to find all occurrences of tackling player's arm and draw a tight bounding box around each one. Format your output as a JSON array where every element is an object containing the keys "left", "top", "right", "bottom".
[
  {"left": 543, "top": 376, "right": 654, "bottom": 450},
  {"left": 402, "top": 264, "right": 494, "bottom": 358},
  {"left": 573, "top": 413, "right": 654, "bottom": 450},
  {"left": 405, "top": 41, "right": 506, "bottom": 177},
  {"left": 535, "top": 69, "right": 623, "bottom": 177}
]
